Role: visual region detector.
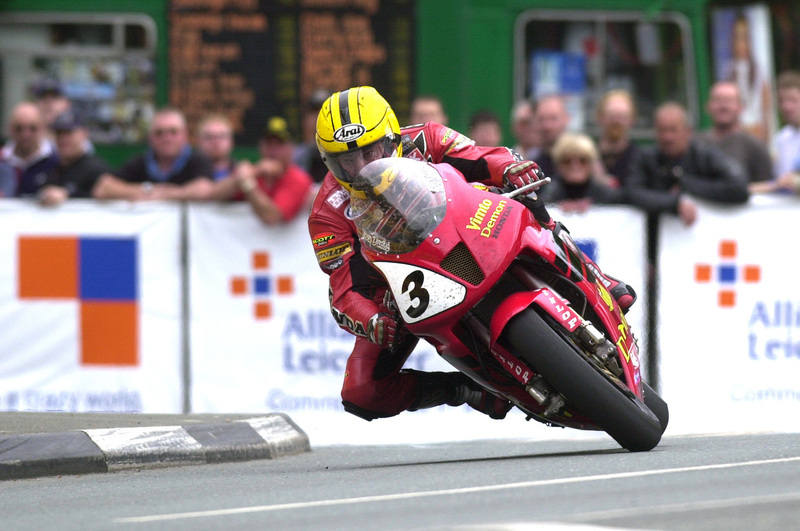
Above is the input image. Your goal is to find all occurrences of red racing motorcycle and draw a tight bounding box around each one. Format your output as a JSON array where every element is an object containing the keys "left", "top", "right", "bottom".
[{"left": 348, "top": 158, "right": 668, "bottom": 451}]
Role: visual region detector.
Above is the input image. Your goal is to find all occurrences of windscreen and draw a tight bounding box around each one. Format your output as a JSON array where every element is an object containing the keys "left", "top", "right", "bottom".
[{"left": 348, "top": 158, "right": 447, "bottom": 254}]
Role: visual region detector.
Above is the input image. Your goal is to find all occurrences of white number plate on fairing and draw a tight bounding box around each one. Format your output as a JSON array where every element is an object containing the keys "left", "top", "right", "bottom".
[{"left": 372, "top": 262, "right": 467, "bottom": 324}]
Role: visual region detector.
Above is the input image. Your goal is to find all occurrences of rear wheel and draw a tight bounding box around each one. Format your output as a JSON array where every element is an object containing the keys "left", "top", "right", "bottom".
[{"left": 504, "top": 308, "right": 662, "bottom": 451}]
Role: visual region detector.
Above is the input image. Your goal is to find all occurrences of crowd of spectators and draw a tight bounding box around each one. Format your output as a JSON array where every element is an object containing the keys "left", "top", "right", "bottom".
[
  {"left": 0, "top": 82, "right": 318, "bottom": 225},
  {"left": 487, "top": 70, "right": 800, "bottom": 221},
  {"left": 3, "top": 72, "right": 800, "bottom": 226}
]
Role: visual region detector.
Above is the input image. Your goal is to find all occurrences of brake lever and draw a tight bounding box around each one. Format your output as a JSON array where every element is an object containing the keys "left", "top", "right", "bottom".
[{"left": 501, "top": 177, "right": 551, "bottom": 199}]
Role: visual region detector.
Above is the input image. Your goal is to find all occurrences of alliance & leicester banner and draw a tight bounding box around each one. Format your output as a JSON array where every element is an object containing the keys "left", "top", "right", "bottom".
[{"left": 0, "top": 200, "right": 183, "bottom": 413}]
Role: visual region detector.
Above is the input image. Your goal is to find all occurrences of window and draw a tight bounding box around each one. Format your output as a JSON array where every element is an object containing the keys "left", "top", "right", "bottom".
[
  {"left": 514, "top": 10, "right": 698, "bottom": 138},
  {"left": 0, "top": 13, "right": 156, "bottom": 144}
]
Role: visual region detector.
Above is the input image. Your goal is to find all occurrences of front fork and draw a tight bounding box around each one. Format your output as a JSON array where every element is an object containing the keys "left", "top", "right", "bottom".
[{"left": 483, "top": 272, "right": 632, "bottom": 416}]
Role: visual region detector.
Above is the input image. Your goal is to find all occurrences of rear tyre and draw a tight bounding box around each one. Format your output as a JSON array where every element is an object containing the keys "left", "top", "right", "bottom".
[
  {"left": 504, "top": 308, "right": 662, "bottom": 451},
  {"left": 642, "top": 381, "right": 669, "bottom": 433}
]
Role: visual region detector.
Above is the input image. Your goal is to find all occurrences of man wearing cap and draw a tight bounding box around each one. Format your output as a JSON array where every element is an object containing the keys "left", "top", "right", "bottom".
[
  {"left": 94, "top": 107, "right": 214, "bottom": 201},
  {"left": 38, "top": 111, "right": 113, "bottom": 206},
  {"left": 212, "top": 116, "right": 312, "bottom": 224},
  {"left": 1, "top": 101, "right": 58, "bottom": 197}
]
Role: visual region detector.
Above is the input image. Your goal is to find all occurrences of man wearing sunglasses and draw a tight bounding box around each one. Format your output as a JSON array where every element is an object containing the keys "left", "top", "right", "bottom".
[
  {"left": 94, "top": 107, "right": 214, "bottom": 201},
  {"left": 0, "top": 102, "right": 58, "bottom": 197}
]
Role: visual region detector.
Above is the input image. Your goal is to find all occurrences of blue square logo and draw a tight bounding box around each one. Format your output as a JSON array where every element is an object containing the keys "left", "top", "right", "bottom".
[
  {"left": 254, "top": 276, "right": 271, "bottom": 295},
  {"left": 718, "top": 264, "right": 737, "bottom": 284},
  {"left": 79, "top": 238, "right": 137, "bottom": 301}
]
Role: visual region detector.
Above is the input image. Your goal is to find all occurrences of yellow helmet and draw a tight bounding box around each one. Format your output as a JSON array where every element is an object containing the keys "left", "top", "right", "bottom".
[{"left": 316, "top": 86, "right": 402, "bottom": 193}]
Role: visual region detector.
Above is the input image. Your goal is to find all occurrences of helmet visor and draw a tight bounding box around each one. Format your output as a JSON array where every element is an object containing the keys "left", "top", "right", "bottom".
[{"left": 326, "top": 137, "right": 398, "bottom": 185}]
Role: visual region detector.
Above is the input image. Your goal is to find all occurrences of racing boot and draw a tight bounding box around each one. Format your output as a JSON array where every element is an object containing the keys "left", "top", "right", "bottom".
[
  {"left": 405, "top": 369, "right": 512, "bottom": 419},
  {"left": 552, "top": 222, "right": 637, "bottom": 314},
  {"left": 585, "top": 259, "right": 637, "bottom": 314}
]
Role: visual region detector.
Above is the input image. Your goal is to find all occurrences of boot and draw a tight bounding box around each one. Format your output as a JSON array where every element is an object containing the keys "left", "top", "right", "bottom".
[
  {"left": 585, "top": 260, "right": 637, "bottom": 314},
  {"left": 405, "top": 370, "right": 512, "bottom": 419},
  {"left": 553, "top": 222, "right": 637, "bottom": 313}
]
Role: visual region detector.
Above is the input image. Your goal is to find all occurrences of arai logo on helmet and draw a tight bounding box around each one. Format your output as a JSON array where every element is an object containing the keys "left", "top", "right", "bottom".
[{"left": 334, "top": 124, "right": 366, "bottom": 143}]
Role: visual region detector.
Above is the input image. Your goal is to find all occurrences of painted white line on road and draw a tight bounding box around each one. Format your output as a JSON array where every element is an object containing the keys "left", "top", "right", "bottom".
[
  {"left": 571, "top": 491, "right": 800, "bottom": 521},
  {"left": 114, "top": 456, "right": 800, "bottom": 524}
]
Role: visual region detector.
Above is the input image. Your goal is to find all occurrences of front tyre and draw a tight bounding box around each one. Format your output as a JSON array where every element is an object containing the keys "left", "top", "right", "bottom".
[
  {"left": 642, "top": 381, "right": 669, "bottom": 433},
  {"left": 504, "top": 308, "right": 662, "bottom": 451}
]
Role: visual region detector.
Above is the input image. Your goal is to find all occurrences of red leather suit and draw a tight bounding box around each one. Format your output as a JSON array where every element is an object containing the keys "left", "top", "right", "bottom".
[{"left": 308, "top": 122, "right": 520, "bottom": 420}]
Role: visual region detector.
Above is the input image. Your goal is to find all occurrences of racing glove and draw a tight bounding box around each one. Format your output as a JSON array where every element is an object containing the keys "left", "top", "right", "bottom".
[
  {"left": 503, "top": 160, "right": 545, "bottom": 191},
  {"left": 367, "top": 312, "right": 399, "bottom": 349}
]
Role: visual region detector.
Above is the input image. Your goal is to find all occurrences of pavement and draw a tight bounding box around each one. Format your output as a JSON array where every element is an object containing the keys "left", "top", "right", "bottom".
[{"left": 0, "top": 412, "right": 310, "bottom": 480}]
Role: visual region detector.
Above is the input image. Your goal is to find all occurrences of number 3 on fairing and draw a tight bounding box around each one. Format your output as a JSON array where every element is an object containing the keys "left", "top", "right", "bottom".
[
  {"left": 401, "top": 270, "right": 429, "bottom": 318},
  {"left": 372, "top": 262, "right": 467, "bottom": 324}
]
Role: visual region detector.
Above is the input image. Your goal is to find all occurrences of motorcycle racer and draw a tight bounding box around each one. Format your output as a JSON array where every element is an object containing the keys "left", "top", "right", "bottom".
[{"left": 308, "top": 86, "right": 634, "bottom": 422}]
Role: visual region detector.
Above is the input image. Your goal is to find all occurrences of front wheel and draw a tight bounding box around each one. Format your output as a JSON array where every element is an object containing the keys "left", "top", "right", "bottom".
[
  {"left": 642, "top": 381, "right": 669, "bottom": 433},
  {"left": 504, "top": 308, "right": 663, "bottom": 451}
]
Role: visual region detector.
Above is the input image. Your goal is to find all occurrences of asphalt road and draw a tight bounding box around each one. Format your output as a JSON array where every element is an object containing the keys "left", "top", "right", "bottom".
[{"left": 2, "top": 433, "right": 799, "bottom": 530}]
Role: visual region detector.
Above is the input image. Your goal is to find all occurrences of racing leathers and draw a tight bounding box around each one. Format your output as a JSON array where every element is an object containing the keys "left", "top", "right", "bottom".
[{"left": 308, "top": 122, "right": 521, "bottom": 420}]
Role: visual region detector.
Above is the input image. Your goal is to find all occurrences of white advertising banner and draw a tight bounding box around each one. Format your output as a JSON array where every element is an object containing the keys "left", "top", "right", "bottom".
[
  {"left": 0, "top": 200, "right": 183, "bottom": 413},
  {"left": 658, "top": 196, "right": 800, "bottom": 434},
  {"left": 188, "top": 203, "right": 649, "bottom": 445}
]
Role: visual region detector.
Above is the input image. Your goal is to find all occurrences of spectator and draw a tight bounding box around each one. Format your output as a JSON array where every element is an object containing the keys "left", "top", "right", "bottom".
[
  {"left": 293, "top": 88, "right": 331, "bottom": 184},
  {"left": 510, "top": 99, "right": 539, "bottom": 160},
  {"left": 410, "top": 95, "right": 448, "bottom": 125},
  {"left": 32, "top": 79, "right": 71, "bottom": 130},
  {"left": 596, "top": 89, "right": 640, "bottom": 187},
  {"left": 627, "top": 102, "right": 749, "bottom": 226},
  {"left": 212, "top": 116, "right": 312, "bottom": 224},
  {"left": 773, "top": 70, "right": 800, "bottom": 181},
  {"left": 533, "top": 94, "right": 569, "bottom": 178},
  {"left": 468, "top": 110, "right": 502, "bottom": 147},
  {"left": 94, "top": 107, "right": 214, "bottom": 201},
  {"left": 0, "top": 161, "right": 14, "bottom": 197},
  {"left": 196, "top": 114, "right": 236, "bottom": 180},
  {"left": 540, "top": 132, "right": 625, "bottom": 213},
  {"left": 0, "top": 102, "right": 58, "bottom": 197},
  {"left": 698, "top": 81, "right": 772, "bottom": 183},
  {"left": 38, "top": 111, "right": 112, "bottom": 206}
]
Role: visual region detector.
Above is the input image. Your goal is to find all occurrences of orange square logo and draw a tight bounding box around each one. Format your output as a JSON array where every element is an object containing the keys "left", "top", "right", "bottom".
[
  {"left": 277, "top": 275, "right": 293, "bottom": 294},
  {"left": 252, "top": 252, "right": 270, "bottom": 270},
  {"left": 254, "top": 301, "right": 272, "bottom": 319},
  {"left": 719, "top": 240, "right": 737, "bottom": 259},
  {"left": 718, "top": 290, "right": 736, "bottom": 308},
  {"left": 694, "top": 264, "right": 711, "bottom": 282},
  {"left": 80, "top": 301, "right": 138, "bottom": 366},
  {"left": 743, "top": 265, "right": 761, "bottom": 283},
  {"left": 18, "top": 237, "right": 78, "bottom": 299},
  {"left": 230, "top": 276, "right": 248, "bottom": 295}
]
